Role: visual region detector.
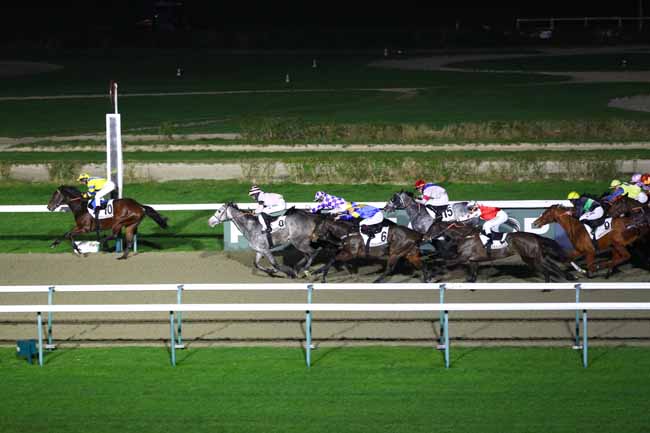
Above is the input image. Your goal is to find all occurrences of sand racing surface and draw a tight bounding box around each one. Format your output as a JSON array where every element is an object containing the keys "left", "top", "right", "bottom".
[{"left": 1, "top": 251, "right": 649, "bottom": 348}]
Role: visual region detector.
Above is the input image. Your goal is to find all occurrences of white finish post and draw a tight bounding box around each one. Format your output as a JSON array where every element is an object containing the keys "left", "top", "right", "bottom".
[
  {"left": 176, "top": 285, "right": 184, "bottom": 348},
  {"left": 438, "top": 284, "right": 446, "bottom": 349},
  {"left": 46, "top": 286, "right": 55, "bottom": 350},
  {"left": 573, "top": 284, "right": 582, "bottom": 349}
]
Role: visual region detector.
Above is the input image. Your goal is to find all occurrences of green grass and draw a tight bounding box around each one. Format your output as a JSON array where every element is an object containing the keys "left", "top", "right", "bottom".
[
  {"left": 2, "top": 50, "right": 650, "bottom": 139},
  {"left": 1, "top": 346, "right": 649, "bottom": 433},
  {"left": 0, "top": 180, "right": 611, "bottom": 254},
  {"left": 448, "top": 52, "right": 650, "bottom": 71}
]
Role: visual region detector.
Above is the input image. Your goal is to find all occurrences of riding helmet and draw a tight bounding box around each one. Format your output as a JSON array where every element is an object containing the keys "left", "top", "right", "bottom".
[
  {"left": 248, "top": 185, "right": 262, "bottom": 196},
  {"left": 414, "top": 179, "right": 426, "bottom": 190},
  {"left": 609, "top": 179, "right": 622, "bottom": 189},
  {"left": 567, "top": 191, "right": 580, "bottom": 200},
  {"left": 77, "top": 173, "right": 90, "bottom": 182}
]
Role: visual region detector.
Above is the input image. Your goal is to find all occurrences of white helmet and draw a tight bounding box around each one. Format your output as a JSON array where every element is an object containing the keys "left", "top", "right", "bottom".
[
  {"left": 631, "top": 173, "right": 642, "bottom": 183},
  {"left": 314, "top": 191, "right": 325, "bottom": 202},
  {"left": 467, "top": 200, "right": 477, "bottom": 208},
  {"left": 248, "top": 185, "right": 262, "bottom": 197}
]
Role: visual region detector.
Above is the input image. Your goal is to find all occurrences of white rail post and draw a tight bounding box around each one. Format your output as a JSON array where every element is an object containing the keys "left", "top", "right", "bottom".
[
  {"left": 306, "top": 284, "right": 313, "bottom": 368},
  {"left": 573, "top": 284, "right": 582, "bottom": 349},
  {"left": 46, "top": 286, "right": 56, "bottom": 350},
  {"left": 437, "top": 283, "right": 446, "bottom": 350},
  {"left": 37, "top": 312, "right": 43, "bottom": 367},
  {"left": 582, "top": 310, "right": 588, "bottom": 368},
  {"left": 169, "top": 311, "right": 176, "bottom": 367},
  {"left": 444, "top": 310, "right": 450, "bottom": 368},
  {"left": 176, "top": 285, "right": 184, "bottom": 349}
]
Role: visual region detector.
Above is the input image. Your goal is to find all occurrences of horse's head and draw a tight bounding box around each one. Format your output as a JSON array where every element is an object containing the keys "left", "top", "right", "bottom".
[
  {"left": 47, "top": 185, "right": 82, "bottom": 211},
  {"left": 208, "top": 202, "right": 237, "bottom": 227},
  {"left": 532, "top": 204, "right": 571, "bottom": 228},
  {"left": 384, "top": 190, "right": 413, "bottom": 212}
]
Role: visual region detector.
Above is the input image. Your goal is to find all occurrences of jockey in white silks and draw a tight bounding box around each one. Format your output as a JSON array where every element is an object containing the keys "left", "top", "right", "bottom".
[
  {"left": 414, "top": 179, "right": 450, "bottom": 221},
  {"left": 248, "top": 185, "right": 287, "bottom": 233}
]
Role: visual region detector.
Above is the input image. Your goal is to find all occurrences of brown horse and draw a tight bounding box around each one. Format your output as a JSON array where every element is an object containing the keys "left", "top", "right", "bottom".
[
  {"left": 532, "top": 204, "right": 643, "bottom": 278},
  {"left": 606, "top": 195, "right": 650, "bottom": 226},
  {"left": 310, "top": 217, "right": 432, "bottom": 283},
  {"left": 47, "top": 185, "right": 168, "bottom": 259}
]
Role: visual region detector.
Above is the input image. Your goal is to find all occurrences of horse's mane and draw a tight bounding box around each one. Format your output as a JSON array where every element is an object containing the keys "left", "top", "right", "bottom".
[
  {"left": 59, "top": 185, "right": 82, "bottom": 197},
  {"left": 402, "top": 190, "right": 414, "bottom": 198}
]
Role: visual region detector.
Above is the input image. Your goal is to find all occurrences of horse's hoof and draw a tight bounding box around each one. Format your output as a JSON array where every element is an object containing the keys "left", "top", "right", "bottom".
[{"left": 302, "top": 270, "right": 312, "bottom": 279}]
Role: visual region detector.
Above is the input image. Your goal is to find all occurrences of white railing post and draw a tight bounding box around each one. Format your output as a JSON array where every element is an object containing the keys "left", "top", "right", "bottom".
[
  {"left": 176, "top": 285, "right": 184, "bottom": 349},
  {"left": 443, "top": 311, "right": 450, "bottom": 368},
  {"left": 169, "top": 311, "right": 176, "bottom": 367},
  {"left": 37, "top": 312, "right": 43, "bottom": 367},
  {"left": 437, "top": 283, "right": 446, "bottom": 350},
  {"left": 46, "top": 286, "right": 56, "bottom": 350},
  {"left": 573, "top": 283, "right": 582, "bottom": 349},
  {"left": 306, "top": 284, "right": 313, "bottom": 368}
]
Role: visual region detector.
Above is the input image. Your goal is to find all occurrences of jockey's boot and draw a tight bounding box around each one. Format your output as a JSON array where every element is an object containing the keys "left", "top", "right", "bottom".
[
  {"left": 261, "top": 214, "right": 274, "bottom": 247},
  {"left": 483, "top": 230, "right": 493, "bottom": 258},
  {"left": 94, "top": 206, "right": 101, "bottom": 241}
]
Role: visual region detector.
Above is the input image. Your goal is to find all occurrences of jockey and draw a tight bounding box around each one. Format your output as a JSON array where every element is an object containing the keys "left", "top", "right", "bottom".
[
  {"left": 465, "top": 201, "right": 508, "bottom": 254},
  {"left": 337, "top": 202, "right": 384, "bottom": 236},
  {"left": 248, "top": 185, "right": 286, "bottom": 235},
  {"left": 567, "top": 191, "right": 605, "bottom": 243},
  {"left": 414, "top": 179, "right": 449, "bottom": 222},
  {"left": 310, "top": 191, "right": 349, "bottom": 214},
  {"left": 641, "top": 173, "right": 650, "bottom": 192},
  {"left": 604, "top": 179, "right": 647, "bottom": 204},
  {"left": 78, "top": 172, "right": 116, "bottom": 237}
]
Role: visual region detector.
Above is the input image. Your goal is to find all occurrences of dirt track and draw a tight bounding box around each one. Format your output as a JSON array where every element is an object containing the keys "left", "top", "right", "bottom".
[{"left": 1, "top": 251, "right": 649, "bottom": 348}]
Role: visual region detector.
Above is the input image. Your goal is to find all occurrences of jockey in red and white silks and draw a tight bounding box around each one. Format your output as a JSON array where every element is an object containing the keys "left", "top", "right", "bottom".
[{"left": 466, "top": 201, "right": 508, "bottom": 236}]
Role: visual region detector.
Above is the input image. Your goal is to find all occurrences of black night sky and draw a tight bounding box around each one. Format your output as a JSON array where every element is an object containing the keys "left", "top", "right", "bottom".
[{"left": 2, "top": 2, "right": 648, "bottom": 49}]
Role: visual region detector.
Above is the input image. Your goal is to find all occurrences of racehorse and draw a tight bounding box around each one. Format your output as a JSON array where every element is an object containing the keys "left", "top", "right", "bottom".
[
  {"left": 47, "top": 185, "right": 168, "bottom": 259},
  {"left": 309, "top": 217, "right": 432, "bottom": 283},
  {"left": 425, "top": 221, "right": 571, "bottom": 282},
  {"left": 606, "top": 195, "right": 649, "bottom": 225},
  {"left": 532, "top": 204, "right": 644, "bottom": 278},
  {"left": 208, "top": 202, "right": 324, "bottom": 278},
  {"left": 383, "top": 190, "right": 521, "bottom": 244}
]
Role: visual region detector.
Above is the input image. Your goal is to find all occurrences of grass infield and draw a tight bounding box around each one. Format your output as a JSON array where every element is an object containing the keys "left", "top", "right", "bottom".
[{"left": 0, "top": 346, "right": 649, "bottom": 433}]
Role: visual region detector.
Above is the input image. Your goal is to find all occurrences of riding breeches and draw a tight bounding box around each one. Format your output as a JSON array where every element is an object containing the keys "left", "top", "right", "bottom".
[
  {"left": 93, "top": 180, "right": 116, "bottom": 208},
  {"left": 579, "top": 206, "right": 604, "bottom": 222},
  {"left": 482, "top": 209, "right": 508, "bottom": 234},
  {"left": 360, "top": 212, "right": 384, "bottom": 228}
]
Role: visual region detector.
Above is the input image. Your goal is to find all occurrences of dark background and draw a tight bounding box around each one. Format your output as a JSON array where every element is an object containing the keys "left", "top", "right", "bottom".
[{"left": 2, "top": 1, "right": 649, "bottom": 49}]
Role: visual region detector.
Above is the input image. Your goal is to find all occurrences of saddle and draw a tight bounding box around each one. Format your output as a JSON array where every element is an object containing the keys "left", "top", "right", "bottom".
[
  {"left": 360, "top": 222, "right": 391, "bottom": 255},
  {"left": 86, "top": 199, "right": 113, "bottom": 220},
  {"left": 425, "top": 204, "right": 453, "bottom": 221}
]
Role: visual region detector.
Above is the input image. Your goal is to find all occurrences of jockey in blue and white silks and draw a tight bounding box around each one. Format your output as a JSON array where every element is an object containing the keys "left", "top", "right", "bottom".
[
  {"left": 337, "top": 202, "right": 384, "bottom": 232},
  {"left": 311, "top": 191, "right": 349, "bottom": 214}
]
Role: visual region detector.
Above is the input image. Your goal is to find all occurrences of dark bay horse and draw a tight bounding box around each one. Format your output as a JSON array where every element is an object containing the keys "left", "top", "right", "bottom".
[
  {"left": 208, "top": 202, "right": 325, "bottom": 278},
  {"left": 47, "top": 186, "right": 168, "bottom": 259},
  {"left": 533, "top": 204, "right": 644, "bottom": 278},
  {"left": 310, "top": 217, "right": 432, "bottom": 283},
  {"left": 425, "top": 222, "right": 571, "bottom": 282}
]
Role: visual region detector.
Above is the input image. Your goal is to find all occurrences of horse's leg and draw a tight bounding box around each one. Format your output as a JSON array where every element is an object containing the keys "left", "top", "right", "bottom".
[
  {"left": 117, "top": 225, "right": 137, "bottom": 260},
  {"left": 293, "top": 241, "right": 322, "bottom": 277},
  {"left": 262, "top": 250, "right": 296, "bottom": 279},
  {"left": 466, "top": 261, "right": 479, "bottom": 283},
  {"left": 605, "top": 244, "right": 631, "bottom": 279},
  {"left": 321, "top": 249, "right": 354, "bottom": 283},
  {"left": 253, "top": 251, "right": 278, "bottom": 277},
  {"left": 374, "top": 254, "right": 401, "bottom": 283}
]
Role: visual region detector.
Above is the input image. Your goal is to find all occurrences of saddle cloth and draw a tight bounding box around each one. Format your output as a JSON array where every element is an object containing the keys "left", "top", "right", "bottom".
[
  {"left": 86, "top": 200, "right": 114, "bottom": 220},
  {"left": 479, "top": 232, "right": 509, "bottom": 250},
  {"left": 269, "top": 215, "right": 287, "bottom": 233},
  {"left": 582, "top": 217, "right": 613, "bottom": 240},
  {"left": 424, "top": 205, "right": 455, "bottom": 222},
  {"left": 360, "top": 225, "right": 390, "bottom": 247}
]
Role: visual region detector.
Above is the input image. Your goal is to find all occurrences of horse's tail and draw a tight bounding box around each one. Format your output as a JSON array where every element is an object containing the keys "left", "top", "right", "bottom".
[
  {"left": 143, "top": 205, "right": 169, "bottom": 229},
  {"left": 505, "top": 217, "right": 521, "bottom": 232}
]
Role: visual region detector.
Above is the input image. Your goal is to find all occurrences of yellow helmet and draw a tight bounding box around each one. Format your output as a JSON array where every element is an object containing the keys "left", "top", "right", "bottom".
[
  {"left": 77, "top": 173, "right": 90, "bottom": 182},
  {"left": 609, "top": 179, "right": 622, "bottom": 189},
  {"left": 567, "top": 191, "right": 580, "bottom": 200}
]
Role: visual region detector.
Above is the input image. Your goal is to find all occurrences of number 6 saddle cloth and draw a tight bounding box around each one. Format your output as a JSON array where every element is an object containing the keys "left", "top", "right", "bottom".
[{"left": 360, "top": 225, "right": 390, "bottom": 247}]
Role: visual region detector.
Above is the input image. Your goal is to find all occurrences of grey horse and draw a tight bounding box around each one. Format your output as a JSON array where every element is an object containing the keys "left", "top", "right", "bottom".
[
  {"left": 208, "top": 202, "right": 324, "bottom": 278},
  {"left": 383, "top": 190, "right": 521, "bottom": 236}
]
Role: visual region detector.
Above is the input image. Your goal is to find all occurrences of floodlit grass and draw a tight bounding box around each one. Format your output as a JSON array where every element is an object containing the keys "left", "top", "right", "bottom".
[
  {"left": 0, "top": 180, "right": 610, "bottom": 254},
  {"left": 1, "top": 346, "right": 649, "bottom": 433},
  {"left": 2, "top": 50, "right": 650, "bottom": 139}
]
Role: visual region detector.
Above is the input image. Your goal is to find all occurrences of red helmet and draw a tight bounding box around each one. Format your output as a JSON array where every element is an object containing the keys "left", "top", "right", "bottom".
[
  {"left": 642, "top": 173, "right": 650, "bottom": 185},
  {"left": 414, "top": 179, "right": 426, "bottom": 189}
]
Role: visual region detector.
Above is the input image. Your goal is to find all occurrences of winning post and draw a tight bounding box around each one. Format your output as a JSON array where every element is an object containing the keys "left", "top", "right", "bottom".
[{"left": 106, "top": 81, "right": 123, "bottom": 199}]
